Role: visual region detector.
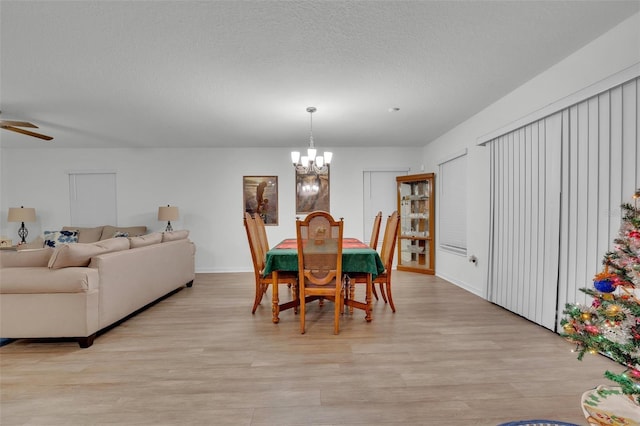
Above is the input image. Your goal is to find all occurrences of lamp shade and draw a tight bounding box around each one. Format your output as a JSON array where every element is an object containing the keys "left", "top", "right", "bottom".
[
  {"left": 8, "top": 207, "right": 36, "bottom": 223},
  {"left": 158, "top": 205, "right": 179, "bottom": 221}
]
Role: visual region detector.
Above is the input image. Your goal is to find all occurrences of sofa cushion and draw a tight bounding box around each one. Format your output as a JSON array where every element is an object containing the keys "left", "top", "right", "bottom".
[
  {"left": 101, "top": 225, "right": 146, "bottom": 240},
  {"left": 44, "top": 230, "right": 79, "bottom": 248},
  {"left": 129, "top": 232, "right": 162, "bottom": 248},
  {"left": 162, "top": 230, "right": 190, "bottom": 242},
  {"left": 0, "top": 267, "right": 97, "bottom": 293},
  {"left": 16, "top": 236, "right": 44, "bottom": 250},
  {"left": 0, "top": 248, "right": 54, "bottom": 268},
  {"left": 48, "top": 237, "right": 130, "bottom": 269},
  {"left": 62, "top": 226, "right": 104, "bottom": 243}
]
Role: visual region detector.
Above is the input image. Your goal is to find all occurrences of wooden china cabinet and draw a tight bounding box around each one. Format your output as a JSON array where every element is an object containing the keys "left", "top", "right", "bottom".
[{"left": 396, "top": 173, "right": 435, "bottom": 274}]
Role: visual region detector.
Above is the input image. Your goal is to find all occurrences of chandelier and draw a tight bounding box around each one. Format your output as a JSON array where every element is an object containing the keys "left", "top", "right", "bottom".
[{"left": 291, "top": 107, "right": 332, "bottom": 174}]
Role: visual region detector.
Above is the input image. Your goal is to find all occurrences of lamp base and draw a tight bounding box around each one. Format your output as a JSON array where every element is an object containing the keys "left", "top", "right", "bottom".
[
  {"left": 165, "top": 221, "right": 173, "bottom": 232},
  {"left": 17, "top": 222, "right": 28, "bottom": 244}
]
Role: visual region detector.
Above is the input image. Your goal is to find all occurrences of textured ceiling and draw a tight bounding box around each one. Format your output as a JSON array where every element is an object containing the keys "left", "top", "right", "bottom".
[{"left": 0, "top": 1, "right": 638, "bottom": 149}]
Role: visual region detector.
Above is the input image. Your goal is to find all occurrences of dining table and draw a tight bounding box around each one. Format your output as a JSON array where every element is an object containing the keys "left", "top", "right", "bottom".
[{"left": 263, "top": 238, "right": 385, "bottom": 324}]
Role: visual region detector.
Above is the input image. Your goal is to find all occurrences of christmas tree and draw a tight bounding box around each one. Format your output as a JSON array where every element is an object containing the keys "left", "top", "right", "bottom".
[{"left": 561, "top": 189, "right": 640, "bottom": 405}]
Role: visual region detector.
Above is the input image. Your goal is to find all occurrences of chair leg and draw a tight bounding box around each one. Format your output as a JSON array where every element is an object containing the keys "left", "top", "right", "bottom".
[
  {"left": 386, "top": 280, "right": 396, "bottom": 313},
  {"left": 378, "top": 282, "right": 388, "bottom": 303},
  {"left": 348, "top": 278, "right": 355, "bottom": 315},
  {"left": 371, "top": 284, "right": 379, "bottom": 301},
  {"left": 293, "top": 283, "right": 299, "bottom": 314},
  {"left": 300, "top": 292, "right": 306, "bottom": 334},
  {"left": 334, "top": 295, "right": 341, "bottom": 335},
  {"left": 252, "top": 282, "right": 265, "bottom": 314},
  {"left": 341, "top": 277, "right": 348, "bottom": 315}
]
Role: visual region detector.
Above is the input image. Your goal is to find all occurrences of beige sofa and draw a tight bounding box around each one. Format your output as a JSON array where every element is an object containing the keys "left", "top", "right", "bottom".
[{"left": 0, "top": 228, "right": 195, "bottom": 348}]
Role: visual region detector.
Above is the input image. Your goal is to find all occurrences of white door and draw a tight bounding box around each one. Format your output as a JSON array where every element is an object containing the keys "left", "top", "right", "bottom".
[
  {"left": 363, "top": 170, "right": 408, "bottom": 249},
  {"left": 69, "top": 172, "right": 117, "bottom": 227}
]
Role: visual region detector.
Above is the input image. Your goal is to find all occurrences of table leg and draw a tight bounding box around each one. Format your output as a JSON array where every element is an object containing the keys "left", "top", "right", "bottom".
[
  {"left": 272, "top": 271, "right": 280, "bottom": 323},
  {"left": 365, "top": 273, "right": 373, "bottom": 322}
]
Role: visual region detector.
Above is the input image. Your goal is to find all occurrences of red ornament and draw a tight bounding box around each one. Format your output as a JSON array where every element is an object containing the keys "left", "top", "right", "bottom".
[
  {"left": 585, "top": 325, "right": 600, "bottom": 334},
  {"left": 629, "top": 369, "right": 640, "bottom": 380}
]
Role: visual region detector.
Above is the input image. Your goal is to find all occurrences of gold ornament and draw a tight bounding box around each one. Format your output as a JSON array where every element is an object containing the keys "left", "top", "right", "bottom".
[
  {"left": 563, "top": 323, "right": 576, "bottom": 334},
  {"left": 581, "top": 312, "right": 592, "bottom": 321},
  {"left": 605, "top": 305, "right": 621, "bottom": 317}
]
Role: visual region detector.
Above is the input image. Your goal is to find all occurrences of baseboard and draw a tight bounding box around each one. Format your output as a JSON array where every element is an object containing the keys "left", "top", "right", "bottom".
[{"left": 435, "top": 272, "right": 486, "bottom": 299}]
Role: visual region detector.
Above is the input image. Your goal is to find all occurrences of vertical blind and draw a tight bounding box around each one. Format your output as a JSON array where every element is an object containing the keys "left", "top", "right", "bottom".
[
  {"left": 486, "top": 77, "right": 639, "bottom": 332},
  {"left": 487, "top": 114, "right": 562, "bottom": 330},
  {"left": 556, "top": 79, "right": 640, "bottom": 331}
]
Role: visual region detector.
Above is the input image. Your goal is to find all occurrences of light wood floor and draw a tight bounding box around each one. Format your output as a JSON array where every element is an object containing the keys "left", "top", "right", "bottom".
[{"left": 1, "top": 271, "right": 618, "bottom": 425}]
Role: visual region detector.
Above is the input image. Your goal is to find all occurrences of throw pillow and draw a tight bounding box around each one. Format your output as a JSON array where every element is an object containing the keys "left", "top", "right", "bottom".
[
  {"left": 62, "top": 226, "right": 104, "bottom": 243},
  {"left": 44, "top": 230, "right": 79, "bottom": 248},
  {"left": 162, "top": 230, "right": 189, "bottom": 242},
  {"left": 48, "top": 237, "right": 130, "bottom": 269},
  {"left": 0, "top": 248, "right": 54, "bottom": 268},
  {"left": 129, "top": 232, "right": 162, "bottom": 248},
  {"left": 100, "top": 225, "right": 147, "bottom": 241},
  {"left": 113, "top": 231, "right": 129, "bottom": 238}
]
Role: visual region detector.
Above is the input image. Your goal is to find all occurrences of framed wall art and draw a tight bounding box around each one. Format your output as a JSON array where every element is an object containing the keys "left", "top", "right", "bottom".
[
  {"left": 295, "top": 168, "right": 330, "bottom": 214},
  {"left": 243, "top": 176, "right": 278, "bottom": 225}
]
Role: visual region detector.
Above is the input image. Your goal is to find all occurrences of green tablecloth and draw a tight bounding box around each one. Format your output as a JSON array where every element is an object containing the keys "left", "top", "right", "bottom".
[{"left": 264, "top": 239, "right": 384, "bottom": 279}]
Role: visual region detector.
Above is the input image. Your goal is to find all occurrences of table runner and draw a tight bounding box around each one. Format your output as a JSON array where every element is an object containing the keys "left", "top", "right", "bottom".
[{"left": 273, "top": 238, "right": 368, "bottom": 250}]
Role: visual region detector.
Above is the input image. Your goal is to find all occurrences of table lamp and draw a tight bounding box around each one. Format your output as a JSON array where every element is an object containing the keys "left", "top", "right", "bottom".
[
  {"left": 7, "top": 206, "right": 36, "bottom": 244},
  {"left": 158, "top": 205, "right": 179, "bottom": 232}
]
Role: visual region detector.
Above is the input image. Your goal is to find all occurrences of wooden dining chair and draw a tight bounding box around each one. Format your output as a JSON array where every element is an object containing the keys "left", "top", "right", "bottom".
[
  {"left": 296, "top": 211, "right": 344, "bottom": 334},
  {"left": 243, "top": 212, "right": 297, "bottom": 316},
  {"left": 369, "top": 211, "right": 383, "bottom": 300},
  {"left": 349, "top": 211, "right": 400, "bottom": 312},
  {"left": 254, "top": 213, "right": 270, "bottom": 257},
  {"left": 369, "top": 211, "right": 382, "bottom": 250}
]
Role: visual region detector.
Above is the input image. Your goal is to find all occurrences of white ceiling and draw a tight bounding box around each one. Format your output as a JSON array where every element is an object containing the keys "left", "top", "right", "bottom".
[{"left": 1, "top": 1, "right": 638, "bottom": 149}]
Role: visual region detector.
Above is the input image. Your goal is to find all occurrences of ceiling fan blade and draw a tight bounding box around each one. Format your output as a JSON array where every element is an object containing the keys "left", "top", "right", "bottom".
[
  {"left": 0, "top": 120, "right": 39, "bottom": 128},
  {"left": 1, "top": 125, "right": 53, "bottom": 140}
]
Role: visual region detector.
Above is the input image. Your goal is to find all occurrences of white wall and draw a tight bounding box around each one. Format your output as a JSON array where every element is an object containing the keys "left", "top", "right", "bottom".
[
  {"left": 0, "top": 146, "right": 423, "bottom": 272},
  {"left": 424, "top": 12, "right": 640, "bottom": 297},
  {"left": 2, "top": 13, "right": 638, "bottom": 282}
]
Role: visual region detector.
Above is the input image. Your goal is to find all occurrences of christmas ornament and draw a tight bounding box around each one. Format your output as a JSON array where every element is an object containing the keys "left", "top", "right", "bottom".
[
  {"left": 605, "top": 304, "right": 622, "bottom": 317},
  {"left": 594, "top": 279, "right": 616, "bottom": 293},
  {"left": 585, "top": 324, "right": 600, "bottom": 335},
  {"left": 594, "top": 266, "right": 616, "bottom": 293}
]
